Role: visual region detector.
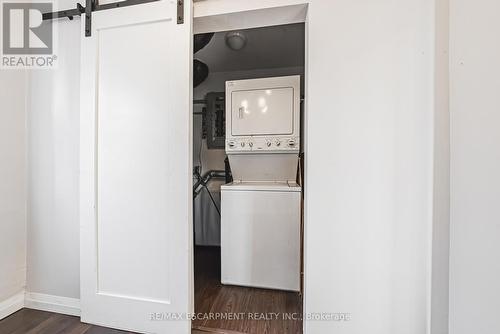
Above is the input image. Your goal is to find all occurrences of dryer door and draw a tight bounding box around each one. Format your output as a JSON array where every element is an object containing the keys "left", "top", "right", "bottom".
[{"left": 231, "top": 87, "right": 294, "bottom": 136}]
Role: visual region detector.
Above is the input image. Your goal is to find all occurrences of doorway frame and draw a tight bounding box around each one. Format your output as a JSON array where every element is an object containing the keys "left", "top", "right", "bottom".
[{"left": 190, "top": 1, "right": 310, "bottom": 332}]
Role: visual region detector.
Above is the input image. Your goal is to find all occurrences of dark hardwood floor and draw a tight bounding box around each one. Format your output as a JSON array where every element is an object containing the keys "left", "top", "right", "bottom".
[
  {"left": 0, "top": 309, "right": 210, "bottom": 334},
  {"left": 0, "top": 247, "right": 302, "bottom": 334},
  {"left": 193, "top": 246, "right": 303, "bottom": 334},
  {"left": 0, "top": 308, "right": 134, "bottom": 334}
]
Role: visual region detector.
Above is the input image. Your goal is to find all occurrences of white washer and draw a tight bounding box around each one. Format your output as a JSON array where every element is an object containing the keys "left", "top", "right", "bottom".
[{"left": 221, "top": 182, "right": 301, "bottom": 291}]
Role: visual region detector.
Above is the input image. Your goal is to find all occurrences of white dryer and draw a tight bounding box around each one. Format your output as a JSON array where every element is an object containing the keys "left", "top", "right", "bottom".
[{"left": 221, "top": 75, "right": 301, "bottom": 291}]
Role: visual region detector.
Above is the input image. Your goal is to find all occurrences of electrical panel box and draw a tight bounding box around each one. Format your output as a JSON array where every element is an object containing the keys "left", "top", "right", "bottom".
[{"left": 205, "top": 92, "right": 225, "bottom": 149}]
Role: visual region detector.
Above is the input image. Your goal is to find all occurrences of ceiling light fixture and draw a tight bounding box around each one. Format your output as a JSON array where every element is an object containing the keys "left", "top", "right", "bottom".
[{"left": 225, "top": 31, "right": 247, "bottom": 51}]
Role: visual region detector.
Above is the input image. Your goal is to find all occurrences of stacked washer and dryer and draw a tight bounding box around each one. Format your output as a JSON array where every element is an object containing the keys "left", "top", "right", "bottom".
[{"left": 221, "top": 75, "right": 301, "bottom": 292}]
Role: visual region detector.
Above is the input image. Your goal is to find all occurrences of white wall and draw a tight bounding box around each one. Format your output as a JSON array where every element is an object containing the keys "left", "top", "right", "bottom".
[
  {"left": 449, "top": 0, "right": 500, "bottom": 333},
  {"left": 0, "top": 70, "right": 27, "bottom": 303},
  {"left": 26, "top": 13, "right": 81, "bottom": 299},
  {"left": 304, "top": 0, "right": 435, "bottom": 333},
  {"left": 432, "top": 0, "right": 450, "bottom": 333}
]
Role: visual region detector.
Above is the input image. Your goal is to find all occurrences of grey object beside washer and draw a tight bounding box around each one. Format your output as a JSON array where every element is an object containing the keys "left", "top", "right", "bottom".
[{"left": 205, "top": 92, "right": 226, "bottom": 149}]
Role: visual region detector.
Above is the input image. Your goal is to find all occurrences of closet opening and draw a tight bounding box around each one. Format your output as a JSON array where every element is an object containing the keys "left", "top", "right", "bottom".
[{"left": 192, "top": 22, "right": 306, "bottom": 334}]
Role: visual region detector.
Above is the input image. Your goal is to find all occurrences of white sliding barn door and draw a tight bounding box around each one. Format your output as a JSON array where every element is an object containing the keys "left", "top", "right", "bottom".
[{"left": 79, "top": 1, "right": 192, "bottom": 333}]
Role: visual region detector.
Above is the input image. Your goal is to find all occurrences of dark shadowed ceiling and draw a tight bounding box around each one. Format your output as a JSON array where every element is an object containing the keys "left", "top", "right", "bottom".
[{"left": 194, "top": 23, "right": 305, "bottom": 73}]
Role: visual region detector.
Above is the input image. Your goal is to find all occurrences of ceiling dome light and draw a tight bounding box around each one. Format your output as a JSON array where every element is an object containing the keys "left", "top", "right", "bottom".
[{"left": 225, "top": 31, "right": 247, "bottom": 51}]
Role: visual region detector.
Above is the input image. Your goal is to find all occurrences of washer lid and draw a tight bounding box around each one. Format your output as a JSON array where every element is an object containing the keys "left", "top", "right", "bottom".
[{"left": 221, "top": 181, "right": 301, "bottom": 192}]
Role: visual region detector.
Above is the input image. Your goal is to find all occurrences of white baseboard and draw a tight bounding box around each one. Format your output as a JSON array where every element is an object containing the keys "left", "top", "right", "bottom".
[
  {"left": 0, "top": 291, "right": 25, "bottom": 320},
  {"left": 24, "top": 292, "right": 80, "bottom": 317}
]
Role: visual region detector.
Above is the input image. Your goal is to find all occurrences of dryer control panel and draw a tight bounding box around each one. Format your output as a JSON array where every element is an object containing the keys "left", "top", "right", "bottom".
[{"left": 226, "top": 136, "right": 299, "bottom": 153}]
